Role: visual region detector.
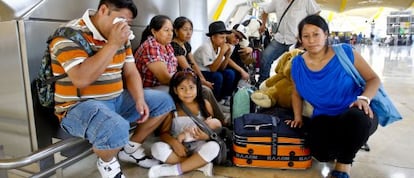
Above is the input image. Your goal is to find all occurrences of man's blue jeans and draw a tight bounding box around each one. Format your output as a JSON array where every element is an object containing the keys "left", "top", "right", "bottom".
[
  {"left": 258, "top": 40, "right": 291, "bottom": 84},
  {"left": 61, "top": 90, "right": 175, "bottom": 150}
]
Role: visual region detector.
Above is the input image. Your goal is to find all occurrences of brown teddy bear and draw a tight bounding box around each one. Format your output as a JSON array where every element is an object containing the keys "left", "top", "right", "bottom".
[{"left": 251, "top": 49, "right": 303, "bottom": 109}]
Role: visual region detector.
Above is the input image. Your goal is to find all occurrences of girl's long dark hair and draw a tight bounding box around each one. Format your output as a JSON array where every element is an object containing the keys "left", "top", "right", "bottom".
[
  {"left": 140, "top": 15, "right": 171, "bottom": 45},
  {"left": 169, "top": 69, "right": 210, "bottom": 118}
]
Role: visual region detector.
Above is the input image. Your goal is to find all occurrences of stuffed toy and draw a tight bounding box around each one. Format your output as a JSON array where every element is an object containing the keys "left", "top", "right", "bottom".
[{"left": 251, "top": 49, "right": 303, "bottom": 108}]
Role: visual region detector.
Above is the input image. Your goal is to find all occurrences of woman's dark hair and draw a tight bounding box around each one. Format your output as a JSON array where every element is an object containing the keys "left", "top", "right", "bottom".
[
  {"left": 140, "top": 15, "right": 172, "bottom": 44},
  {"left": 298, "top": 15, "right": 330, "bottom": 43},
  {"left": 169, "top": 69, "right": 210, "bottom": 118},
  {"left": 98, "top": 0, "right": 137, "bottom": 18},
  {"left": 173, "top": 16, "right": 193, "bottom": 38}
]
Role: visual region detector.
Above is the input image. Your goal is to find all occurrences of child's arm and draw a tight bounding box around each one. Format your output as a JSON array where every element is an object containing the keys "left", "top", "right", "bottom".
[
  {"left": 208, "top": 43, "right": 230, "bottom": 72},
  {"left": 192, "top": 127, "right": 210, "bottom": 141},
  {"left": 159, "top": 113, "right": 188, "bottom": 157},
  {"left": 177, "top": 131, "right": 186, "bottom": 143}
]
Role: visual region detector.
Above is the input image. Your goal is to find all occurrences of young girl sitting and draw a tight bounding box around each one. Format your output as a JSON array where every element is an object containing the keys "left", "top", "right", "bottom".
[{"left": 148, "top": 69, "right": 222, "bottom": 178}]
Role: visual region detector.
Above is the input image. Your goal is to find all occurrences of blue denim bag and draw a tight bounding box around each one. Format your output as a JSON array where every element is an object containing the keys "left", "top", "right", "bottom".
[{"left": 333, "top": 44, "right": 402, "bottom": 126}]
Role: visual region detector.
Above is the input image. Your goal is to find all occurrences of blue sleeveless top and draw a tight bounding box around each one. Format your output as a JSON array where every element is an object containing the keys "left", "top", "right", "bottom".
[{"left": 291, "top": 44, "right": 363, "bottom": 117}]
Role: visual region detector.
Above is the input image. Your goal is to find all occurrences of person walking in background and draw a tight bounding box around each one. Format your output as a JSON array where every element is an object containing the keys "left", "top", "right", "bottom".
[
  {"left": 149, "top": 71, "right": 221, "bottom": 178},
  {"left": 256, "top": 0, "right": 320, "bottom": 85},
  {"left": 48, "top": 1, "right": 175, "bottom": 177},
  {"left": 357, "top": 32, "right": 363, "bottom": 44},
  {"left": 288, "top": 15, "right": 379, "bottom": 178}
]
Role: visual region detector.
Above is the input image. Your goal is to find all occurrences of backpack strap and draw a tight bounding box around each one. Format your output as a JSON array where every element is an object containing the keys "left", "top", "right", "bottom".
[
  {"left": 48, "top": 27, "right": 94, "bottom": 56},
  {"left": 47, "top": 27, "right": 95, "bottom": 98}
]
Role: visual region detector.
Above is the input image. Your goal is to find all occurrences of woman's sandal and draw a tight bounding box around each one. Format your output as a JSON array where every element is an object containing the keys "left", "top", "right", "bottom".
[{"left": 330, "top": 170, "right": 350, "bottom": 178}]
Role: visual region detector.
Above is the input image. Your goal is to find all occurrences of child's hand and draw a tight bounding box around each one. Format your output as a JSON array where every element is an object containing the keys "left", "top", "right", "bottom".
[
  {"left": 240, "top": 70, "right": 250, "bottom": 81},
  {"left": 220, "top": 43, "right": 230, "bottom": 55},
  {"left": 177, "top": 132, "right": 186, "bottom": 143},
  {"left": 193, "top": 127, "right": 209, "bottom": 140},
  {"left": 285, "top": 118, "right": 303, "bottom": 128},
  {"left": 171, "top": 140, "right": 187, "bottom": 157}
]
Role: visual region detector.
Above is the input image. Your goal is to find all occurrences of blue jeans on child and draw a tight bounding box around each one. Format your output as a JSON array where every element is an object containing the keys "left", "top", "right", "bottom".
[
  {"left": 61, "top": 89, "right": 175, "bottom": 150},
  {"left": 257, "top": 40, "right": 291, "bottom": 84}
]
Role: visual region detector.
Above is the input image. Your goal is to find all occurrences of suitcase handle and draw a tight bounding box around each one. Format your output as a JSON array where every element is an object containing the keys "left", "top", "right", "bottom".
[{"left": 244, "top": 123, "right": 273, "bottom": 131}]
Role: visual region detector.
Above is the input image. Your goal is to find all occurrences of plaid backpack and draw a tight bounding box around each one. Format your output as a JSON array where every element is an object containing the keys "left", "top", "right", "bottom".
[{"left": 35, "top": 27, "right": 93, "bottom": 108}]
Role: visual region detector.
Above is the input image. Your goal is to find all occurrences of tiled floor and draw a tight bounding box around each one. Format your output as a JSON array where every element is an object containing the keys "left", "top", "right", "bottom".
[{"left": 7, "top": 44, "right": 414, "bottom": 178}]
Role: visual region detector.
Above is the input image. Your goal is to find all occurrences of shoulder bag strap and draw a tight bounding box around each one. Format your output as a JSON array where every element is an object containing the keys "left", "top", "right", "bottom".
[
  {"left": 179, "top": 103, "right": 218, "bottom": 140},
  {"left": 332, "top": 44, "right": 365, "bottom": 88},
  {"left": 274, "top": 0, "right": 295, "bottom": 33}
]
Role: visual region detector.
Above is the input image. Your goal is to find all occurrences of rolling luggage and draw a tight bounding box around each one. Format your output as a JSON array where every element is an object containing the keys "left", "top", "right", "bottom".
[{"left": 232, "top": 113, "right": 311, "bottom": 169}]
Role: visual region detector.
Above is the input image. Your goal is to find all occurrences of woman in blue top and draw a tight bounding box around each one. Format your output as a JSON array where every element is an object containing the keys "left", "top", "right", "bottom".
[{"left": 289, "top": 15, "right": 380, "bottom": 178}]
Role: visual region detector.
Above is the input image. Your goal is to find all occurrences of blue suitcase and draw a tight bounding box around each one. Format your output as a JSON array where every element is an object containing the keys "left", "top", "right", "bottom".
[{"left": 232, "top": 113, "right": 311, "bottom": 169}]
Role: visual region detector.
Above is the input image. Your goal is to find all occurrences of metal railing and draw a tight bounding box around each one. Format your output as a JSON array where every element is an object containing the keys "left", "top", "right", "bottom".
[
  {"left": 0, "top": 123, "right": 137, "bottom": 177},
  {"left": 0, "top": 137, "right": 92, "bottom": 177}
]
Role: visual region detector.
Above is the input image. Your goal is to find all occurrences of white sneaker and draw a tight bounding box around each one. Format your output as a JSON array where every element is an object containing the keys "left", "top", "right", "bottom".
[
  {"left": 219, "top": 104, "right": 230, "bottom": 113},
  {"left": 118, "top": 142, "right": 160, "bottom": 168},
  {"left": 219, "top": 96, "right": 232, "bottom": 106},
  {"left": 197, "top": 162, "right": 213, "bottom": 176},
  {"left": 97, "top": 158, "right": 125, "bottom": 178},
  {"left": 148, "top": 164, "right": 180, "bottom": 178},
  {"left": 219, "top": 99, "right": 226, "bottom": 105},
  {"left": 223, "top": 97, "right": 232, "bottom": 106},
  {"left": 237, "top": 80, "right": 252, "bottom": 88}
]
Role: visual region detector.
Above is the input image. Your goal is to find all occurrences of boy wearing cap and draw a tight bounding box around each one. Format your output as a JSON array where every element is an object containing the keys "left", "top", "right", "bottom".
[
  {"left": 194, "top": 21, "right": 241, "bottom": 103},
  {"left": 226, "top": 24, "right": 253, "bottom": 91},
  {"left": 227, "top": 24, "right": 253, "bottom": 72}
]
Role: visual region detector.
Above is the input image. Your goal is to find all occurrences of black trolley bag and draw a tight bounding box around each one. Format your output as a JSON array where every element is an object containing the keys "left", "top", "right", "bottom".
[{"left": 232, "top": 113, "right": 311, "bottom": 169}]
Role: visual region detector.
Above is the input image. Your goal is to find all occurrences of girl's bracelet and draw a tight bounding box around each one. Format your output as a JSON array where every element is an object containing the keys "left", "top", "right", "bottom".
[{"left": 357, "top": 95, "right": 370, "bottom": 105}]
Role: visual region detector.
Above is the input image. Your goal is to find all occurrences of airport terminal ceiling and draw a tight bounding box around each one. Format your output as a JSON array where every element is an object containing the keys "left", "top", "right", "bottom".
[{"left": 316, "top": 0, "right": 414, "bottom": 15}]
